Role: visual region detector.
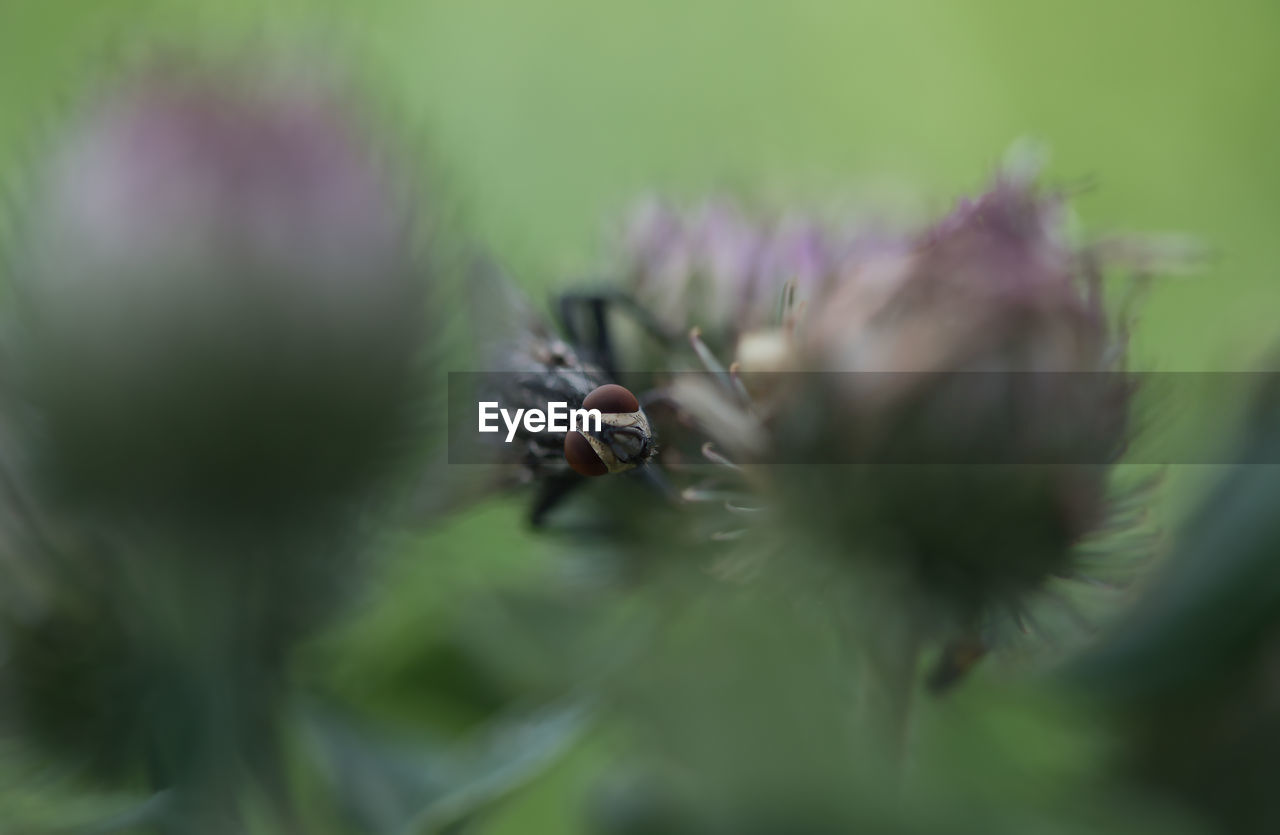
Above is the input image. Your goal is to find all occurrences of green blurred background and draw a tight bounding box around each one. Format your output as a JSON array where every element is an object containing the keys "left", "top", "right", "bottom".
[
  {"left": 4, "top": 0, "right": 1277, "bottom": 370},
  {"left": 1, "top": 1, "right": 1277, "bottom": 831}
]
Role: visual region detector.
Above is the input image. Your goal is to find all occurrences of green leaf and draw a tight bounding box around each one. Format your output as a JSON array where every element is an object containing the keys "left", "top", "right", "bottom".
[{"left": 304, "top": 700, "right": 588, "bottom": 835}]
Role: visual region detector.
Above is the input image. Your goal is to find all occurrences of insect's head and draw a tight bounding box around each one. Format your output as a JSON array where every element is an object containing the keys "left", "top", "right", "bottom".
[{"left": 564, "top": 384, "right": 655, "bottom": 477}]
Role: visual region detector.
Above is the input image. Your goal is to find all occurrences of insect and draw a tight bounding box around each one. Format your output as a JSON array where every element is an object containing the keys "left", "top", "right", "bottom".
[{"left": 478, "top": 278, "right": 669, "bottom": 526}]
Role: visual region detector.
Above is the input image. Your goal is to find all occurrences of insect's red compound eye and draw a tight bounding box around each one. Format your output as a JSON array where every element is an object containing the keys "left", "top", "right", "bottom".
[
  {"left": 583, "top": 383, "right": 640, "bottom": 414},
  {"left": 564, "top": 431, "right": 609, "bottom": 477}
]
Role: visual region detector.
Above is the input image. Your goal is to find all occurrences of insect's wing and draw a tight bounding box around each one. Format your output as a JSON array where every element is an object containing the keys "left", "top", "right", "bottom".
[
  {"left": 463, "top": 258, "right": 549, "bottom": 367},
  {"left": 414, "top": 261, "right": 578, "bottom": 521}
]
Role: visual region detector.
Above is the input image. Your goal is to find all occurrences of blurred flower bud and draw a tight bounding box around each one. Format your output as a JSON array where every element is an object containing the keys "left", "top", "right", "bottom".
[
  {"left": 661, "top": 157, "right": 1168, "bottom": 647},
  {"left": 618, "top": 196, "right": 898, "bottom": 356},
  {"left": 9, "top": 64, "right": 429, "bottom": 515},
  {"left": 806, "top": 169, "right": 1105, "bottom": 374},
  {"left": 777, "top": 166, "right": 1130, "bottom": 628},
  {"left": 0, "top": 61, "right": 436, "bottom": 819}
]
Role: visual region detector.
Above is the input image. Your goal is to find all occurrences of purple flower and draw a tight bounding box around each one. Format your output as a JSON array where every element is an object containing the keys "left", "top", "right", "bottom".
[{"left": 616, "top": 198, "right": 901, "bottom": 353}]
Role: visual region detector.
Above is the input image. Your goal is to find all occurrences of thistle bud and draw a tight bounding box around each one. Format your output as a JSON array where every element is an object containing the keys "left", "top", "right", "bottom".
[
  {"left": 655, "top": 158, "right": 1156, "bottom": 647},
  {"left": 618, "top": 197, "right": 890, "bottom": 356},
  {"left": 776, "top": 167, "right": 1130, "bottom": 628},
  {"left": 805, "top": 167, "right": 1107, "bottom": 376},
  {"left": 9, "top": 64, "right": 428, "bottom": 515},
  {"left": 0, "top": 63, "right": 434, "bottom": 812}
]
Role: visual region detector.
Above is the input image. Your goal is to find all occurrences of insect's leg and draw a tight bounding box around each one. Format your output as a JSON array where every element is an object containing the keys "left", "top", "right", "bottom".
[
  {"left": 556, "top": 293, "right": 617, "bottom": 378},
  {"left": 592, "top": 290, "right": 676, "bottom": 346},
  {"left": 628, "top": 463, "right": 680, "bottom": 504},
  {"left": 529, "top": 474, "right": 584, "bottom": 528},
  {"left": 554, "top": 289, "right": 677, "bottom": 376},
  {"left": 578, "top": 288, "right": 675, "bottom": 343},
  {"left": 925, "top": 634, "right": 988, "bottom": 693}
]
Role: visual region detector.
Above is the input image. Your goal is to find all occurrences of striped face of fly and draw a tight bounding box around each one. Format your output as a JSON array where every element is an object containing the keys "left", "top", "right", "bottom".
[
  {"left": 564, "top": 384, "right": 655, "bottom": 477},
  {"left": 501, "top": 336, "right": 655, "bottom": 479}
]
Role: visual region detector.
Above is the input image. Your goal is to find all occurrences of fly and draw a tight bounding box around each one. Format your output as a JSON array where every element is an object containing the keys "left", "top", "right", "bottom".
[{"left": 473, "top": 267, "right": 669, "bottom": 526}]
